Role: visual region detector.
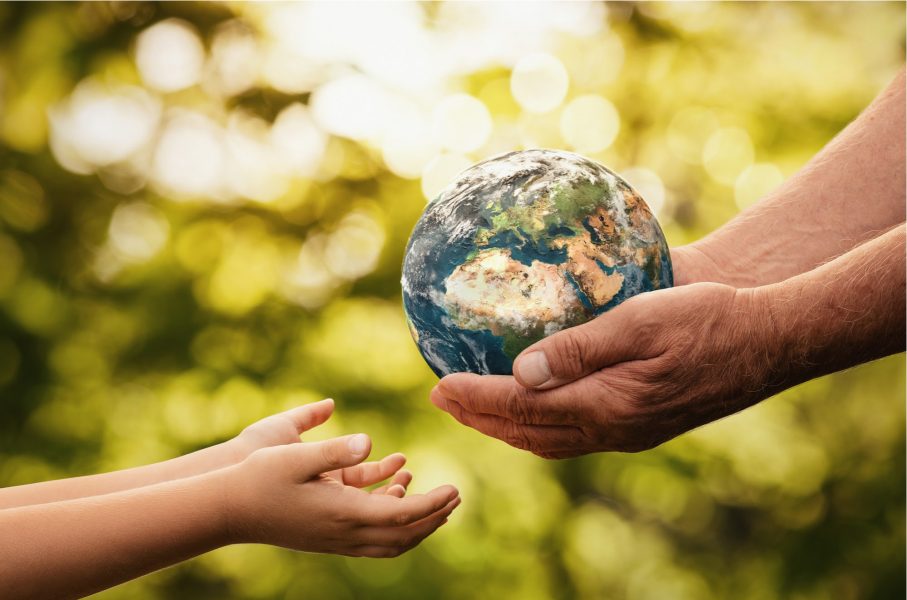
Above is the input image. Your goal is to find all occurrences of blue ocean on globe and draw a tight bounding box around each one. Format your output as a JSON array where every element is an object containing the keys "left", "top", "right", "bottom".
[{"left": 402, "top": 149, "right": 673, "bottom": 377}]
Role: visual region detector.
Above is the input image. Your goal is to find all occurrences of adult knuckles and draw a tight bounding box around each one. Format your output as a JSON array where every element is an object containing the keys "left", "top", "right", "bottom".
[
  {"left": 500, "top": 420, "right": 534, "bottom": 451},
  {"left": 547, "top": 326, "right": 599, "bottom": 379},
  {"left": 503, "top": 384, "right": 539, "bottom": 423}
]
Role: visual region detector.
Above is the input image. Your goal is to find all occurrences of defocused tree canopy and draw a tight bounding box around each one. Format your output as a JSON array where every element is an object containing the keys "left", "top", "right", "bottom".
[{"left": 0, "top": 2, "right": 904, "bottom": 599}]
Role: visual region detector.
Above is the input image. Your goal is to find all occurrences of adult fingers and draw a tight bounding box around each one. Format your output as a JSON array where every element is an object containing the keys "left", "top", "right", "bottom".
[
  {"left": 512, "top": 293, "right": 658, "bottom": 390},
  {"left": 335, "top": 453, "right": 406, "bottom": 488},
  {"left": 433, "top": 395, "right": 583, "bottom": 454},
  {"left": 356, "top": 485, "right": 459, "bottom": 527},
  {"left": 278, "top": 398, "right": 335, "bottom": 434},
  {"left": 290, "top": 434, "right": 372, "bottom": 480},
  {"left": 433, "top": 374, "right": 580, "bottom": 425}
]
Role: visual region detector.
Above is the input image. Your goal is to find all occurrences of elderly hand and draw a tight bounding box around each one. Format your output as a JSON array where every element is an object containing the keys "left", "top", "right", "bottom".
[{"left": 430, "top": 281, "right": 780, "bottom": 457}]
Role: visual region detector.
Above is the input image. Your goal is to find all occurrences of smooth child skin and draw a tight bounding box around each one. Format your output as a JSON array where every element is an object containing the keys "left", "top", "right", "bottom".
[
  {"left": 431, "top": 69, "right": 906, "bottom": 458},
  {"left": 0, "top": 400, "right": 460, "bottom": 599}
]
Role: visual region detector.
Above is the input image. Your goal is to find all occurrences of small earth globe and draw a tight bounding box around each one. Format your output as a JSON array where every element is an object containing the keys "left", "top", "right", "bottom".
[{"left": 402, "top": 149, "right": 673, "bottom": 377}]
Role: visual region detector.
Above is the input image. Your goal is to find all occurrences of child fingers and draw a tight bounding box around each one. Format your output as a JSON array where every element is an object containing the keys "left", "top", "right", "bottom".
[
  {"left": 356, "top": 485, "right": 459, "bottom": 527},
  {"left": 389, "top": 469, "right": 413, "bottom": 489},
  {"left": 384, "top": 484, "right": 407, "bottom": 498},
  {"left": 354, "top": 496, "right": 461, "bottom": 547},
  {"left": 281, "top": 399, "right": 335, "bottom": 434},
  {"left": 372, "top": 470, "right": 413, "bottom": 495},
  {"left": 291, "top": 434, "right": 371, "bottom": 480},
  {"left": 339, "top": 453, "right": 406, "bottom": 487},
  {"left": 347, "top": 545, "right": 408, "bottom": 559}
]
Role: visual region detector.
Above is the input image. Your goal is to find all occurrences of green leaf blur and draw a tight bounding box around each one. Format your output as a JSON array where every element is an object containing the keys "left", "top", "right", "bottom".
[{"left": 0, "top": 2, "right": 903, "bottom": 599}]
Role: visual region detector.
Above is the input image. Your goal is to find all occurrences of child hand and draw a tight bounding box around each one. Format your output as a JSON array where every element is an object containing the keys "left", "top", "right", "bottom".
[
  {"left": 228, "top": 399, "right": 412, "bottom": 497},
  {"left": 229, "top": 399, "right": 337, "bottom": 459},
  {"left": 222, "top": 434, "right": 460, "bottom": 558}
]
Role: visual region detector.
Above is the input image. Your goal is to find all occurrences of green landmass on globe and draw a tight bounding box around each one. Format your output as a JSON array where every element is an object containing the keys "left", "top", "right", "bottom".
[{"left": 402, "top": 149, "right": 673, "bottom": 377}]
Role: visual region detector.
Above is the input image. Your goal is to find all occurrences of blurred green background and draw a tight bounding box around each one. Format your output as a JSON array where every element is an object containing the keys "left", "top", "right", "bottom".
[{"left": 0, "top": 2, "right": 904, "bottom": 599}]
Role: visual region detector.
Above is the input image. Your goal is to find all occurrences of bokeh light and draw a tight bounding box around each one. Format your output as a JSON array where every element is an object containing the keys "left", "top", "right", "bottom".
[
  {"left": 135, "top": 19, "right": 206, "bottom": 93},
  {"left": 702, "top": 127, "right": 755, "bottom": 186},
  {"left": 151, "top": 112, "right": 228, "bottom": 200},
  {"left": 421, "top": 152, "right": 473, "bottom": 201},
  {"left": 49, "top": 81, "right": 161, "bottom": 170},
  {"left": 431, "top": 94, "right": 493, "bottom": 154},
  {"left": 734, "top": 163, "right": 785, "bottom": 211},
  {"left": 511, "top": 53, "right": 570, "bottom": 114},
  {"left": 107, "top": 202, "right": 170, "bottom": 262},
  {"left": 560, "top": 94, "right": 620, "bottom": 153}
]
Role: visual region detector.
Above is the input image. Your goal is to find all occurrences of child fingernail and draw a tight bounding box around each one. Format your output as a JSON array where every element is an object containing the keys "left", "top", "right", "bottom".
[{"left": 348, "top": 434, "right": 369, "bottom": 456}]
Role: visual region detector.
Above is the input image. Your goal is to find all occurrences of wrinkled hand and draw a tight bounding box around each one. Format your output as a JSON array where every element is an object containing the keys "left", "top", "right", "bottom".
[
  {"left": 224, "top": 423, "right": 460, "bottom": 558},
  {"left": 431, "top": 282, "right": 781, "bottom": 458}
]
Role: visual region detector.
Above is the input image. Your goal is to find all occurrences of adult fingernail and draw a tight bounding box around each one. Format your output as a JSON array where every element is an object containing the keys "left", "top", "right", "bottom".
[
  {"left": 516, "top": 351, "right": 551, "bottom": 387},
  {"left": 348, "top": 434, "right": 369, "bottom": 456}
]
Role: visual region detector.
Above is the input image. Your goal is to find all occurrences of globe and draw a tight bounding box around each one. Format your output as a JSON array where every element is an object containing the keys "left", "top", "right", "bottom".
[{"left": 402, "top": 149, "right": 673, "bottom": 377}]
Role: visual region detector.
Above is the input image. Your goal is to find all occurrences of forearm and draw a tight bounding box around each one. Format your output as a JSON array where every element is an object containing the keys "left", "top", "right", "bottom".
[
  {"left": 677, "top": 69, "right": 906, "bottom": 287},
  {"left": 0, "top": 440, "right": 240, "bottom": 509},
  {"left": 0, "top": 470, "right": 229, "bottom": 600},
  {"left": 756, "top": 224, "right": 905, "bottom": 388}
]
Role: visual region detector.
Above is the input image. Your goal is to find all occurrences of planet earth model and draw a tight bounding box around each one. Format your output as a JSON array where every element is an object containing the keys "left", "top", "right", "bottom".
[{"left": 402, "top": 149, "right": 673, "bottom": 377}]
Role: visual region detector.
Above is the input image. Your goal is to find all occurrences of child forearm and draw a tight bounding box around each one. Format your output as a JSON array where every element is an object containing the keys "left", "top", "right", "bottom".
[
  {"left": 0, "top": 440, "right": 239, "bottom": 510},
  {"left": 0, "top": 470, "right": 229, "bottom": 600}
]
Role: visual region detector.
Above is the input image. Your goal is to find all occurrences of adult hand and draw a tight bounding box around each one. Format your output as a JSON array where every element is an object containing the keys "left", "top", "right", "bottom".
[{"left": 431, "top": 282, "right": 779, "bottom": 458}]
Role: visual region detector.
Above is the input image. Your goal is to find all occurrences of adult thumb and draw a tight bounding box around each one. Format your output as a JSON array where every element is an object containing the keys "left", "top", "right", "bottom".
[
  {"left": 292, "top": 434, "right": 372, "bottom": 480},
  {"left": 513, "top": 301, "right": 644, "bottom": 390}
]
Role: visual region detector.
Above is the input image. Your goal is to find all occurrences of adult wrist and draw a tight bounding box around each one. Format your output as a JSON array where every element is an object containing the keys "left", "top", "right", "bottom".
[
  {"left": 670, "top": 244, "right": 730, "bottom": 286},
  {"left": 746, "top": 282, "right": 799, "bottom": 393}
]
